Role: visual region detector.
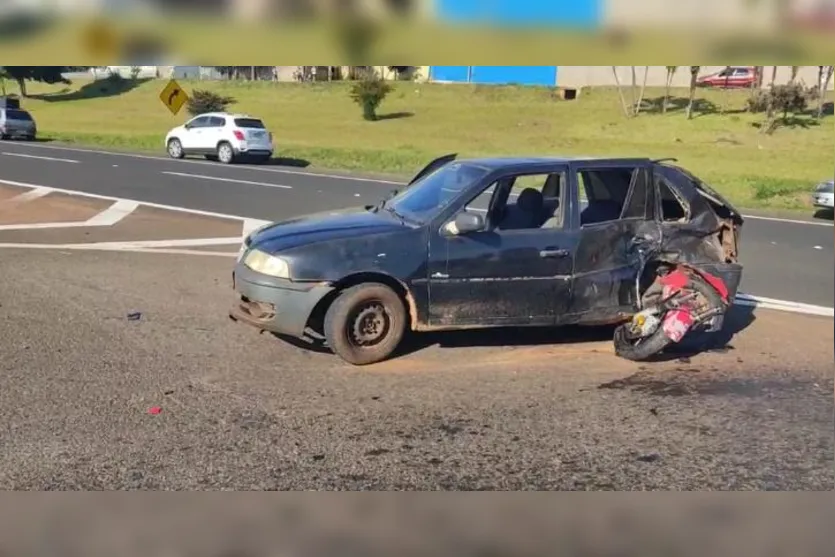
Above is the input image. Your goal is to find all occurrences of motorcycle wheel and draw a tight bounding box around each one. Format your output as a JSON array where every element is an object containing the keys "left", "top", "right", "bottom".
[
  {"left": 613, "top": 273, "right": 728, "bottom": 362},
  {"left": 613, "top": 323, "right": 674, "bottom": 361}
]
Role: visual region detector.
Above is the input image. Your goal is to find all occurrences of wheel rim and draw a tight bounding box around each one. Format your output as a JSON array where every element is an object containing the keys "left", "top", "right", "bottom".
[
  {"left": 219, "top": 145, "right": 233, "bottom": 162},
  {"left": 169, "top": 141, "right": 181, "bottom": 157},
  {"left": 347, "top": 301, "right": 390, "bottom": 348}
]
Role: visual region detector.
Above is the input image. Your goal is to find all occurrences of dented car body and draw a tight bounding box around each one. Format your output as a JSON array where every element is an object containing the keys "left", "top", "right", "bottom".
[{"left": 230, "top": 154, "right": 743, "bottom": 365}]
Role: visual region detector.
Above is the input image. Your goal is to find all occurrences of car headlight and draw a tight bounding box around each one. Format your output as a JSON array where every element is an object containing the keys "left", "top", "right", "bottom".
[{"left": 243, "top": 249, "right": 290, "bottom": 279}]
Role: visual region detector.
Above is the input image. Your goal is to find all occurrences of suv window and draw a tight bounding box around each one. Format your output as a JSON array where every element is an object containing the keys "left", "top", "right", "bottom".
[
  {"left": 188, "top": 116, "right": 211, "bottom": 128},
  {"left": 208, "top": 116, "right": 226, "bottom": 127},
  {"left": 235, "top": 118, "right": 266, "bottom": 129},
  {"left": 5, "top": 109, "right": 33, "bottom": 121},
  {"left": 577, "top": 168, "right": 635, "bottom": 226}
]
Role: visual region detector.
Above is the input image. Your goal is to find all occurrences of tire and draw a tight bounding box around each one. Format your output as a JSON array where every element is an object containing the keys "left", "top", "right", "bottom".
[
  {"left": 614, "top": 272, "right": 727, "bottom": 361},
  {"left": 167, "top": 138, "right": 184, "bottom": 159},
  {"left": 217, "top": 142, "right": 235, "bottom": 164},
  {"left": 613, "top": 323, "right": 674, "bottom": 362},
  {"left": 323, "top": 283, "right": 407, "bottom": 366}
]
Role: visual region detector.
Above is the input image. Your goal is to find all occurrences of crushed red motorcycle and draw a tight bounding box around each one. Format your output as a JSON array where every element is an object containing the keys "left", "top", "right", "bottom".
[{"left": 613, "top": 265, "right": 732, "bottom": 361}]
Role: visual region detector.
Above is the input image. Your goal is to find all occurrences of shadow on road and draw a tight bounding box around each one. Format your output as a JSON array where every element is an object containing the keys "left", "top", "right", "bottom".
[
  {"left": 813, "top": 208, "right": 834, "bottom": 221},
  {"left": 273, "top": 303, "right": 757, "bottom": 364},
  {"left": 240, "top": 157, "right": 311, "bottom": 169}
]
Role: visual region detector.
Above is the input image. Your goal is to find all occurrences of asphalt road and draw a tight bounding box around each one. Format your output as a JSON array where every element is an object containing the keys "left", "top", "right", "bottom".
[
  {"left": 0, "top": 141, "right": 832, "bottom": 307},
  {"left": 0, "top": 248, "right": 832, "bottom": 490}
]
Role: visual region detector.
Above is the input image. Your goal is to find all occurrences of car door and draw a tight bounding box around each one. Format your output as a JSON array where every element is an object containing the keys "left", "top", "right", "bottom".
[
  {"left": 180, "top": 116, "right": 210, "bottom": 151},
  {"left": 200, "top": 115, "right": 227, "bottom": 152},
  {"left": 426, "top": 167, "right": 575, "bottom": 328},
  {"left": 569, "top": 161, "right": 654, "bottom": 323}
]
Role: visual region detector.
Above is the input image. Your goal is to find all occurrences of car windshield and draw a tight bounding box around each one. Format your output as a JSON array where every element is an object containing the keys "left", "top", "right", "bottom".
[{"left": 386, "top": 162, "right": 490, "bottom": 224}]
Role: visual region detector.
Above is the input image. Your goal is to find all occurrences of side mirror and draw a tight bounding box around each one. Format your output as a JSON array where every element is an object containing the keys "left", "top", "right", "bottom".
[
  {"left": 444, "top": 211, "right": 484, "bottom": 236},
  {"left": 184, "top": 124, "right": 192, "bottom": 130}
]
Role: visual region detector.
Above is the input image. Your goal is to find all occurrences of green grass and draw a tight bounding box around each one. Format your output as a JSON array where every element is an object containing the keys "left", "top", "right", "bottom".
[{"left": 14, "top": 77, "right": 835, "bottom": 211}]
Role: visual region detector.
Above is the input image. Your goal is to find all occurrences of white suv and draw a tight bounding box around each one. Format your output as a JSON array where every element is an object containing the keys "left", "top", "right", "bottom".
[{"left": 165, "top": 112, "right": 274, "bottom": 164}]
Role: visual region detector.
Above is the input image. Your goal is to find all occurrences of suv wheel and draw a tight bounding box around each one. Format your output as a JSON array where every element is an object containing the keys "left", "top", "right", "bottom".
[
  {"left": 323, "top": 283, "right": 407, "bottom": 366},
  {"left": 217, "top": 142, "right": 235, "bottom": 164},
  {"left": 167, "top": 138, "right": 184, "bottom": 159}
]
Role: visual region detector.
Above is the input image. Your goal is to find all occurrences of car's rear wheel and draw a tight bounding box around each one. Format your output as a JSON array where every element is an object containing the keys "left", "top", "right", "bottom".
[
  {"left": 167, "top": 138, "right": 184, "bottom": 159},
  {"left": 323, "top": 283, "right": 407, "bottom": 366},
  {"left": 217, "top": 142, "right": 235, "bottom": 164}
]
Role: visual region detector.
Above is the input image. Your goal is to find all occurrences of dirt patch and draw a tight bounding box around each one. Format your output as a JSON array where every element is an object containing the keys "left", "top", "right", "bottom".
[
  {"left": 0, "top": 192, "right": 110, "bottom": 225},
  {"left": 0, "top": 205, "right": 244, "bottom": 244},
  {"left": 0, "top": 184, "right": 30, "bottom": 201}
]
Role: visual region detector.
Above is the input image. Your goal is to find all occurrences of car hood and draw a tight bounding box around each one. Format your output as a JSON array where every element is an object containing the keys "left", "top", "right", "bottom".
[{"left": 247, "top": 206, "right": 406, "bottom": 252}]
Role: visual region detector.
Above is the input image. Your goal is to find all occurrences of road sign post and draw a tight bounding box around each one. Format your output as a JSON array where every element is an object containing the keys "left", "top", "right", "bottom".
[{"left": 159, "top": 79, "right": 189, "bottom": 116}]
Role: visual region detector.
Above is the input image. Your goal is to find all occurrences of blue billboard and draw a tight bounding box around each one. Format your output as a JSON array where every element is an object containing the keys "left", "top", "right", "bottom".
[
  {"left": 434, "top": 0, "right": 603, "bottom": 29},
  {"left": 429, "top": 66, "right": 559, "bottom": 87}
]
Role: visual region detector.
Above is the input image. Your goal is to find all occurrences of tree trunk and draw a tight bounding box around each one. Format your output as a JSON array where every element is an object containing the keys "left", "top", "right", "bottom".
[
  {"left": 629, "top": 66, "right": 638, "bottom": 116},
  {"left": 611, "top": 67, "right": 631, "bottom": 118},
  {"left": 16, "top": 77, "right": 27, "bottom": 97},
  {"left": 663, "top": 72, "right": 671, "bottom": 114},
  {"left": 819, "top": 66, "right": 834, "bottom": 118},
  {"left": 635, "top": 66, "right": 650, "bottom": 116},
  {"left": 769, "top": 66, "right": 778, "bottom": 87},
  {"left": 686, "top": 67, "right": 699, "bottom": 120}
]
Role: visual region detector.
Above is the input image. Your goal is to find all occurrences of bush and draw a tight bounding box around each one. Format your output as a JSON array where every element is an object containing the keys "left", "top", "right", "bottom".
[
  {"left": 746, "top": 82, "right": 814, "bottom": 114},
  {"left": 350, "top": 72, "right": 393, "bottom": 121},
  {"left": 186, "top": 89, "right": 237, "bottom": 117}
]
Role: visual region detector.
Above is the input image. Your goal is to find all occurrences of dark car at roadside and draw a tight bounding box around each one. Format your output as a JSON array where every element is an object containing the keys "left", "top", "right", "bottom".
[{"left": 229, "top": 154, "right": 744, "bottom": 366}]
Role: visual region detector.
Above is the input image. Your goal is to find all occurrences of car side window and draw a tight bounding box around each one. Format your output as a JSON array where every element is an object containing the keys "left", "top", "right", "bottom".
[
  {"left": 208, "top": 116, "right": 226, "bottom": 127},
  {"left": 620, "top": 168, "right": 651, "bottom": 220},
  {"left": 577, "top": 167, "right": 635, "bottom": 227},
  {"left": 656, "top": 176, "right": 689, "bottom": 222},
  {"left": 188, "top": 116, "right": 210, "bottom": 128},
  {"left": 493, "top": 171, "right": 565, "bottom": 231}
]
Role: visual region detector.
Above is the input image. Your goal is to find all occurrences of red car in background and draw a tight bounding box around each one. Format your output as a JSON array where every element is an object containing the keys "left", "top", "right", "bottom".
[{"left": 697, "top": 67, "right": 758, "bottom": 89}]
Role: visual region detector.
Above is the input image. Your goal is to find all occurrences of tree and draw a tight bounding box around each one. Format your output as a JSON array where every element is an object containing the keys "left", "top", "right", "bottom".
[
  {"left": 0, "top": 66, "right": 69, "bottom": 97},
  {"left": 663, "top": 66, "right": 677, "bottom": 113},
  {"left": 349, "top": 70, "right": 393, "bottom": 121},
  {"left": 789, "top": 66, "right": 800, "bottom": 84},
  {"left": 817, "top": 65, "right": 834, "bottom": 118},
  {"left": 611, "top": 67, "right": 631, "bottom": 118},
  {"left": 186, "top": 90, "right": 237, "bottom": 117},
  {"left": 685, "top": 66, "right": 700, "bottom": 119}
]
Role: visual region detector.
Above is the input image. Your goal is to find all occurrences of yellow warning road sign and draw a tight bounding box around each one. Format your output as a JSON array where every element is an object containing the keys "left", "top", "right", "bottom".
[{"left": 159, "top": 79, "right": 189, "bottom": 116}]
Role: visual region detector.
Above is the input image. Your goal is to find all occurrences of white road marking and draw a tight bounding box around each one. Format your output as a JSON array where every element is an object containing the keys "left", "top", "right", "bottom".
[
  {"left": 734, "top": 294, "right": 834, "bottom": 318},
  {"left": 4, "top": 143, "right": 835, "bottom": 226},
  {"left": 84, "top": 199, "right": 139, "bottom": 226},
  {"left": 68, "top": 237, "right": 242, "bottom": 249},
  {"left": 2, "top": 152, "right": 80, "bottom": 163},
  {"left": 1, "top": 142, "right": 404, "bottom": 184},
  {"left": 242, "top": 218, "right": 271, "bottom": 239},
  {"left": 0, "top": 243, "right": 237, "bottom": 257},
  {"left": 0, "top": 178, "right": 258, "bottom": 223},
  {"left": 162, "top": 171, "right": 293, "bottom": 189},
  {"left": 7, "top": 186, "right": 53, "bottom": 202},
  {"left": 743, "top": 214, "right": 833, "bottom": 227}
]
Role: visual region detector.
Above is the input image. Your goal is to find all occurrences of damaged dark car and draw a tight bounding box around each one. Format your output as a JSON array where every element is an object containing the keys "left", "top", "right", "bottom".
[{"left": 230, "top": 155, "right": 744, "bottom": 366}]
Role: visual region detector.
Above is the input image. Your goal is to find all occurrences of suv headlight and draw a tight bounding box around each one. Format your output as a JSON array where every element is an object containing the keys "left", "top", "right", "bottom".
[{"left": 243, "top": 249, "right": 290, "bottom": 279}]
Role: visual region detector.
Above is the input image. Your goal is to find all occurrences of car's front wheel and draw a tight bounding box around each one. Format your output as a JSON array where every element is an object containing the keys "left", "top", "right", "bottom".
[
  {"left": 167, "top": 138, "right": 184, "bottom": 159},
  {"left": 217, "top": 142, "right": 236, "bottom": 164},
  {"left": 323, "top": 283, "right": 407, "bottom": 366}
]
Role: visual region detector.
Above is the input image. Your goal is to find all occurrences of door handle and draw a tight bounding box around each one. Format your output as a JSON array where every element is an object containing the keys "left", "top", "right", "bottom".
[{"left": 540, "top": 248, "right": 569, "bottom": 258}]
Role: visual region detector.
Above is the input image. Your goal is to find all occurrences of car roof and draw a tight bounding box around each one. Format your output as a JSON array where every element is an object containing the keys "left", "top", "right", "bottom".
[
  {"left": 193, "top": 112, "right": 260, "bottom": 119},
  {"left": 455, "top": 156, "right": 653, "bottom": 171}
]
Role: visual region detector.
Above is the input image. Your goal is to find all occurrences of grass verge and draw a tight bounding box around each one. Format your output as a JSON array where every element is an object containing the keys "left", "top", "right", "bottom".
[{"left": 15, "top": 77, "right": 835, "bottom": 210}]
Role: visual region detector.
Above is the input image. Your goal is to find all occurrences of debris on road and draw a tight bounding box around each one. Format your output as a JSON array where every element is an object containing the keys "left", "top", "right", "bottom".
[
  {"left": 127, "top": 311, "right": 142, "bottom": 321},
  {"left": 147, "top": 406, "right": 162, "bottom": 415}
]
